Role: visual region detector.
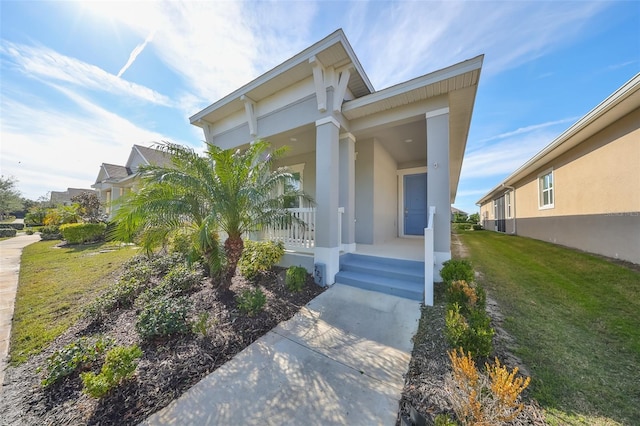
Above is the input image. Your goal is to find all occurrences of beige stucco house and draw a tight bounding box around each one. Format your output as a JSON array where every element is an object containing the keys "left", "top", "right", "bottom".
[
  {"left": 92, "top": 144, "right": 172, "bottom": 217},
  {"left": 190, "top": 29, "right": 483, "bottom": 304},
  {"left": 477, "top": 73, "right": 640, "bottom": 264}
]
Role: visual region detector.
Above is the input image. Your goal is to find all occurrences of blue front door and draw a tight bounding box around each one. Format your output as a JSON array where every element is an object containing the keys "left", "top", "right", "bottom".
[{"left": 404, "top": 173, "right": 427, "bottom": 235}]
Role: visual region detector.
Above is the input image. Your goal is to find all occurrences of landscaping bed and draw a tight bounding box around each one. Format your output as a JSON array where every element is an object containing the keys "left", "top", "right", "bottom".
[
  {"left": 0, "top": 260, "right": 324, "bottom": 425},
  {"left": 396, "top": 233, "right": 547, "bottom": 425}
]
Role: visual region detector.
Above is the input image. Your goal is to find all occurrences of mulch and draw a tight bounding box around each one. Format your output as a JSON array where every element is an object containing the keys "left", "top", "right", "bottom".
[{"left": 0, "top": 268, "right": 325, "bottom": 426}]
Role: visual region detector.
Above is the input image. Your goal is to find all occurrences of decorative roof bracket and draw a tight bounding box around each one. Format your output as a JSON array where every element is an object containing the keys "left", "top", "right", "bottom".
[
  {"left": 333, "top": 67, "right": 352, "bottom": 113},
  {"left": 309, "top": 55, "right": 327, "bottom": 112},
  {"left": 240, "top": 95, "right": 258, "bottom": 137}
]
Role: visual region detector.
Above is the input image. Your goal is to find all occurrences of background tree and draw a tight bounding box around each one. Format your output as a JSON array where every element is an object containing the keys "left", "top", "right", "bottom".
[
  {"left": 0, "top": 176, "right": 24, "bottom": 220},
  {"left": 468, "top": 212, "right": 480, "bottom": 224},
  {"left": 71, "top": 192, "right": 105, "bottom": 223},
  {"left": 113, "top": 140, "right": 310, "bottom": 288}
]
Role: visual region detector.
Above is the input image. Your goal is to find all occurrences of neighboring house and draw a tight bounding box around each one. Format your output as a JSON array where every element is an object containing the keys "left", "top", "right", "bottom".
[
  {"left": 477, "top": 73, "right": 639, "bottom": 264},
  {"left": 451, "top": 206, "right": 468, "bottom": 221},
  {"left": 190, "top": 29, "right": 483, "bottom": 304},
  {"left": 50, "top": 188, "right": 97, "bottom": 206},
  {"left": 92, "top": 144, "right": 172, "bottom": 217}
]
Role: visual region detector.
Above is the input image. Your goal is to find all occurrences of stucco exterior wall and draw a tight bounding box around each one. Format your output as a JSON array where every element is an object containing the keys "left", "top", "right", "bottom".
[
  {"left": 517, "top": 108, "right": 639, "bottom": 218},
  {"left": 372, "top": 139, "right": 398, "bottom": 243},
  {"left": 355, "top": 139, "right": 374, "bottom": 244},
  {"left": 479, "top": 107, "right": 640, "bottom": 263}
]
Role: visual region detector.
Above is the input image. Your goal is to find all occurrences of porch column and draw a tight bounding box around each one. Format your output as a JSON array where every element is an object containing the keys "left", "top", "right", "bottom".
[
  {"left": 426, "top": 108, "right": 451, "bottom": 278},
  {"left": 339, "top": 132, "right": 356, "bottom": 253},
  {"left": 315, "top": 116, "right": 341, "bottom": 285}
]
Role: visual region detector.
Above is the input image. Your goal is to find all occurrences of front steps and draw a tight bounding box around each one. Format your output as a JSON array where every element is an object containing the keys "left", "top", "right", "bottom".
[{"left": 335, "top": 253, "right": 424, "bottom": 301}]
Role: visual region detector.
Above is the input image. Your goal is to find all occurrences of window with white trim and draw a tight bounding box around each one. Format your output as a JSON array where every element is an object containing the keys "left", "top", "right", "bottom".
[
  {"left": 506, "top": 191, "right": 512, "bottom": 218},
  {"left": 538, "top": 169, "right": 554, "bottom": 209},
  {"left": 282, "top": 163, "right": 304, "bottom": 208}
]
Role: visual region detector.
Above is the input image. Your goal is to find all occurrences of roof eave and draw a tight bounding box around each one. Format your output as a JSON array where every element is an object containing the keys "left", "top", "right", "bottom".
[
  {"left": 476, "top": 72, "right": 640, "bottom": 205},
  {"left": 189, "top": 29, "right": 374, "bottom": 126}
]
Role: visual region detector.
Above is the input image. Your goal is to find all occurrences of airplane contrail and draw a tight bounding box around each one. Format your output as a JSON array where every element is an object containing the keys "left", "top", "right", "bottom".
[{"left": 117, "top": 31, "right": 155, "bottom": 78}]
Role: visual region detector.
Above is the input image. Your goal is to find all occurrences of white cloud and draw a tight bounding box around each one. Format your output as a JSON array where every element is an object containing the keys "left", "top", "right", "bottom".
[
  {"left": 460, "top": 129, "right": 559, "bottom": 180},
  {"left": 117, "top": 31, "right": 155, "bottom": 78},
  {"left": 349, "top": 1, "right": 608, "bottom": 89},
  {"left": 76, "top": 0, "right": 316, "bottom": 107},
  {"left": 0, "top": 86, "right": 184, "bottom": 200},
  {"left": 0, "top": 40, "right": 172, "bottom": 106},
  {"left": 477, "top": 117, "right": 579, "bottom": 145}
]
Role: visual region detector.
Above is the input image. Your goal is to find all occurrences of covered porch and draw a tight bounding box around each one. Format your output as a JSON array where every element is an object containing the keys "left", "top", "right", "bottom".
[{"left": 189, "top": 30, "right": 483, "bottom": 305}]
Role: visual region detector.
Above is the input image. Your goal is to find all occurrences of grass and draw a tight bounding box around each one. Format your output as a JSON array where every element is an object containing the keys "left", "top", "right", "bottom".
[
  {"left": 457, "top": 230, "right": 640, "bottom": 425},
  {"left": 9, "top": 240, "right": 138, "bottom": 365}
]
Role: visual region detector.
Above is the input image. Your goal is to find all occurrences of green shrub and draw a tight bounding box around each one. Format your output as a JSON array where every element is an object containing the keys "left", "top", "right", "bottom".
[
  {"left": 238, "top": 240, "right": 285, "bottom": 280},
  {"left": 39, "top": 336, "right": 115, "bottom": 387},
  {"left": 452, "top": 222, "right": 472, "bottom": 231},
  {"left": 192, "top": 312, "right": 211, "bottom": 337},
  {"left": 434, "top": 414, "right": 458, "bottom": 426},
  {"left": 136, "top": 296, "right": 191, "bottom": 340},
  {"left": 25, "top": 229, "right": 34, "bottom": 235},
  {"left": 84, "top": 277, "right": 147, "bottom": 321},
  {"left": 137, "top": 263, "right": 203, "bottom": 306},
  {"left": 236, "top": 288, "right": 267, "bottom": 317},
  {"left": 285, "top": 266, "right": 307, "bottom": 292},
  {"left": 0, "top": 223, "right": 24, "bottom": 230},
  {"left": 150, "top": 252, "right": 187, "bottom": 275},
  {"left": 445, "top": 303, "right": 494, "bottom": 358},
  {"left": 40, "top": 225, "right": 62, "bottom": 240},
  {"left": 440, "top": 259, "right": 474, "bottom": 285},
  {"left": 0, "top": 228, "right": 16, "bottom": 238},
  {"left": 472, "top": 224, "right": 483, "bottom": 231},
  {"left": 81, "top": 345, "right": 142, "bottom": 398},
  {"left": 25, "top": 208, "right": 47, "bottom": 226},
  {"left": 446, "top": 280, "right": 486, "bottom": 314},
  {"left": 60, "top": 222, "right": 107, "bottom": 244}
]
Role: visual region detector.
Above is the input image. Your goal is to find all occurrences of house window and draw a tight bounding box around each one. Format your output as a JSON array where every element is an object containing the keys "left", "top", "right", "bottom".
[
  {"left": 283, "top": 163, "right": 304, "bottom": 208},
  {"left": 493, "top": 200, "right": 498, "bottom": 219},
  {"left": 506, "top": 191, "right": 512, "bottom": 218},
  {"left": 538, "top": 169, "right": 554, "bottom": 209}
]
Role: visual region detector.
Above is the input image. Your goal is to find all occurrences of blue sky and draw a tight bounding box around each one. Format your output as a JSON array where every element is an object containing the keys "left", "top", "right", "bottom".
[{"left": 1, "top": 1, "right": 638, "bottom": 214}]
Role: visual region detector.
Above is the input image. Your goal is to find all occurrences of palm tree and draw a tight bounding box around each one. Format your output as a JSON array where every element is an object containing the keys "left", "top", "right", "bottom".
[{"left": 112, "top": 140, "right": 310, "bottom": 288}]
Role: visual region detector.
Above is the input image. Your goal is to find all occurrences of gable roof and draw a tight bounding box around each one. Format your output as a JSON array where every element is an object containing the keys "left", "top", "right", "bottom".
[
  {"left": 477, "top": 72, "right": 640, "bottom": 205},
  {"left": 190, "top": 29, "right": 373, "bottom": 125},
  {"left": 101, "top": 163, "right": 131, "bottom": 181},
  {"left": 131, "top": 144, "right": 174, "bottom": 168}
]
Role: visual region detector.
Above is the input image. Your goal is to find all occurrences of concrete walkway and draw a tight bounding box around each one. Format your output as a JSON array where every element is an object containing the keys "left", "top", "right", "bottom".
[
  {"left": 0, "top": 233, "right": 41, "bottom": 393},
  {"left": 143, "top": 283, "right": 421, "bottom": 426}
]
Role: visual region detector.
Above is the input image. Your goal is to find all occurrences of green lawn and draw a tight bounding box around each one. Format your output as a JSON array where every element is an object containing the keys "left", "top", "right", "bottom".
[
  {"left": 9, "top": 240, "right": 138, "bottom": 365},
  {"left": 457, "top": 230, "right": 640, "bottom": 425}
]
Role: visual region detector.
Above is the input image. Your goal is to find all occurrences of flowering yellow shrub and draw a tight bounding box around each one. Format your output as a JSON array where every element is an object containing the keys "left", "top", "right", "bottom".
[{"left": 446, "top": 348, "right": 531, "bottom": 425}]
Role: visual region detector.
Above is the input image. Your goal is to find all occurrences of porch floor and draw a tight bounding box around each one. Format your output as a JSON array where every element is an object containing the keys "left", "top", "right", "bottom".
[{"left": 354, "top": 238, "right": 425, "bottom": 262}]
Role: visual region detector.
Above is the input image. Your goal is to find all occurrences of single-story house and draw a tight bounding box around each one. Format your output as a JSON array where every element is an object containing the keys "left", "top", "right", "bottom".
[
  {"left": 50, "top": 188, "right": 97, "bottom": 206},
  {"left": 92, "top": 144, "right": 172, "bottom": 217},
  {"left": 477, "top": 72, "right": 639, "bottom": 264},
  {"left": 190, "top": 29, "right": 483, "bottom": 304}
]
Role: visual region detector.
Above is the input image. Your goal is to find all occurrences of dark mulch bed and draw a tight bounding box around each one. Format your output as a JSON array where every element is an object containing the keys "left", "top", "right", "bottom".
[
  {"left": 396, "top": 233, "right": 547, "bottom": 425},
  {"left": 0, "top": 268, "right": 324, "bottom": 425}
]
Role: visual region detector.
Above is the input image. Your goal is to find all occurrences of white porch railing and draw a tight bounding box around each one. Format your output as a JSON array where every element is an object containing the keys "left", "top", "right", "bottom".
[
  {"left": 264, "top": 208, "right": 316, "bottom": 251},
  {"left": 263, "top": 207, "right": 345, "bottom": 253},
  {"left": 424, "top": 206, "right": 436, "bottom": 306}
]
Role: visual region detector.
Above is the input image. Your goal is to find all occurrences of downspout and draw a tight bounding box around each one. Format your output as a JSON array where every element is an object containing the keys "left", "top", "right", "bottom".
[{"left": 502, "top": 184, "right": 516, "bottom": 235}]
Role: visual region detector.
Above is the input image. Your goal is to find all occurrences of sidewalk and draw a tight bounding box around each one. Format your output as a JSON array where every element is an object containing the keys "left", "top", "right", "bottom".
[
  {"left": 143, "top": 283, "right": 421, "bottom": 425},
  {"left": 0, "top": 234, "right": 41, "bottom": 393}
]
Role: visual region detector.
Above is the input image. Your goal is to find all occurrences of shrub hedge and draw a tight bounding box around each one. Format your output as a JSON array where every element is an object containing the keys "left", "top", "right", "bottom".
[
  {"left": 0, "top": 228, "right": 17, "bottom": 238},
  {"left": 60, "top": 222, "right": 107, "bottom": 244}
]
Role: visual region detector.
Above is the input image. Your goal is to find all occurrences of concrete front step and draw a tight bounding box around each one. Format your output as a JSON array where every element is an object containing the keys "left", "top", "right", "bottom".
[{"left": 335, "top": 253, "right": 424, "bottom": 301}]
